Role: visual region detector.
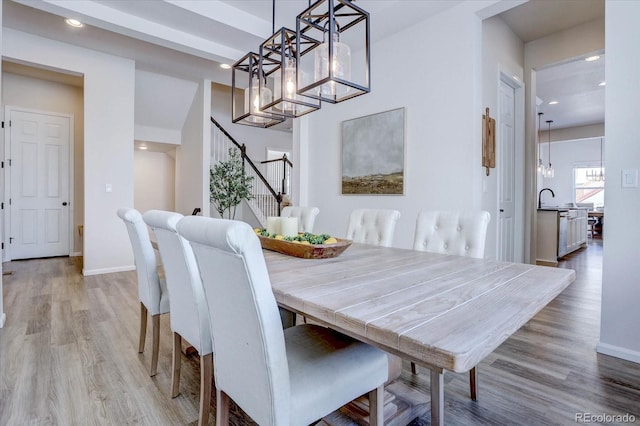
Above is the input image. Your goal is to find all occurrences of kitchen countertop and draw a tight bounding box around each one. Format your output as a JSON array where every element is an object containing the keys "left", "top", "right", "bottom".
[{"left": 537, "top": 207, "right": 571, "bottom": 212}]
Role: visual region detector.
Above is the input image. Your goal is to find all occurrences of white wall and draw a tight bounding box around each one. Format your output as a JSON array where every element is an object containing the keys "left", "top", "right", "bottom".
[
  {"left": 538, "top": 137, "right": 604, "bottom": 205},
  {"left": 300, "top": 2, "right": 489, "bottom": 247},
  {"left": 2, "top": 72, "right": 85, "bottom": 255},
  {"left": 523, "top": 18, "right": 605, "bottom": 262},
  {"left": 175, "top": 79, "right": 211, "bottom": 216},
  {"left": 134, "top": 149, "right": 175, "bottom": 212},
  {"left": 0, "top": 0, "right": 4, "bottom": 328},
  {"left": 599, "top": 1, "right": 640, "bottom": 363},
  {"left": 3, "top": 29, "right": 136, "bottom": 275},
  {"left": 482, "top": 16, "right": 524, "bottom": 260},
  {"left": 134, "top": 69, "right": 199, "bottom": 145}
]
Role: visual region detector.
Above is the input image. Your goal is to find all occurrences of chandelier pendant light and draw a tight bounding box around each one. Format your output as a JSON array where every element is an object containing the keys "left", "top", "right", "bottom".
[
  {"left": 296, "top": 0, "right": 370, "bottom": 103},
  {"left": 260, "top": 27, "right": 321, "bottom": 117},
  {"left": 586, "top": 137, "right": 605, "bottom": 182},
  {"left": 543, "top": 120, "right": 554, "bottom": 178},
  {"left": 537, "top": 112, "right": 544, "bottom": 174},
  {"left": 231, "top": 52, "right": 285, "bottom": 128}
]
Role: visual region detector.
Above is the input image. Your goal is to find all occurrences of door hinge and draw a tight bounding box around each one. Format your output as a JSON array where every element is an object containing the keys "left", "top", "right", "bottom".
[
  {"left": 8, "top": 159, "right": 11, "bottom": 167},
  {"left": 1, "top": 121, "right": 3, "bottom": 129},
  {"left": 9, "top": 237, "right": 14, "bottom": 244},
  {"left": 1, "top": 202, "right": 3, "bottom": 209},
  {"left": 9, "top": 198, "right": 11, "bottom": 206},
  {"left": 1, "top": 161, "right": 3, "bottom": 168},
  {"left": 1, "top": 242, "right": 3, "bottom": 250}
]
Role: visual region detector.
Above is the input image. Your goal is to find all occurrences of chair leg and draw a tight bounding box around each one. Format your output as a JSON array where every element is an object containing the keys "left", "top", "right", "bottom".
[
  {"left": 199, "top": 354, "right": 213, "bottom": 426},
  {"left": 368, "top": 385, "right": 384, "bottom": 426},
  {"left": 171, "top": 332, "right": 182, "bottom": 397},
  {"left": 150, "top": 314, "right": 160, "bottom": 377},
  {"left": 469, "top": 366, "right": 478, "bottom": 401},
  {"left": 216, "top": 389, "right": 230, "bottom": 426},
  {"left": 411, "top": 362, "right": 417, "bottom": 374},
  {"left": 138, "top": 303, "right": 148, "bottom": 353}
]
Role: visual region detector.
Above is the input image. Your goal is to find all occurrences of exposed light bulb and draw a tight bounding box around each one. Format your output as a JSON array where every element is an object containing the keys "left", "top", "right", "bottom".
[
  {"left": 282, "top": 58, "right": 297, "bottom": 112},
  {"left": 315, "top": 31, "right": 351, "bottom": 98},
  {"left": 244, "top": 75, "right": 273, "bottom": 124}
]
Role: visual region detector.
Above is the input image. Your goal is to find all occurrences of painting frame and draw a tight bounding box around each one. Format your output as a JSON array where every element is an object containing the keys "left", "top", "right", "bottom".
[{"left": 341, "top": 107, "right": 405, "bottom": 195}]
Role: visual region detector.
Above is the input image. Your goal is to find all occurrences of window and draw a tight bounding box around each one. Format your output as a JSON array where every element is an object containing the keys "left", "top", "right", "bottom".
[{"left": 574, "top": 166, "right": 605, "bottom": 207}]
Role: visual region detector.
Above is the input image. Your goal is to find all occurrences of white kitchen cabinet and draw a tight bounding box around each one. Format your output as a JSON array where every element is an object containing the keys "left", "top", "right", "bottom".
[{"left": 536, "top": 208, "right": 587, "bottom": 266}]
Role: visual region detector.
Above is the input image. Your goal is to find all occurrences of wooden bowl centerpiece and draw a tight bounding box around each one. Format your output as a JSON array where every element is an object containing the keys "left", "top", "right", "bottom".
[{"left": 256, "top": 230, "right": 352, "bottom": 259}]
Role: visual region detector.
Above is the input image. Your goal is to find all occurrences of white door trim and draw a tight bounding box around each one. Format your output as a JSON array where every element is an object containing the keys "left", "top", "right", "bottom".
[
  {"left": 3, "top": 106, "right": 75, "bottom": 261},
  {"left": 498, "top": 71, "right": 525, "bottom": 262}
]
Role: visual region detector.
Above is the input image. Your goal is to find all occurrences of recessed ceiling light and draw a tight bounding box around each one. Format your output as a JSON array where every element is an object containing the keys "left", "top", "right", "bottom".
[
  {"left": 585, "top": 55, "right": 600, "bottom": 62},
  {"left": 598, "top": 81, "right": 606, "bottom": 86},
  {"left": 548, "top": 101, "right": 559, "bottom": 105},
  {"left": 219, "top": 63, "right": 231, "bottom": 70},
  {"left": 139, "top": 145, "right": 148, "bottom": 150},
  {"left": 65, "top": 18, "right": 84, "bottom": 28}
]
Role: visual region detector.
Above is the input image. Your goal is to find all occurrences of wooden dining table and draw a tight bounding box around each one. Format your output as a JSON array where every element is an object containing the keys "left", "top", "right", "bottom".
[{"left": 263, "top": 243, "right": 576, "bottom": 426}]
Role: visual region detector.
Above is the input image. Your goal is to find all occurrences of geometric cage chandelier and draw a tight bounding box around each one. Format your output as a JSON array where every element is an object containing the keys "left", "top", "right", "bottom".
[{"left": 231, "top": 0, "right": 370, "bottom": 128}]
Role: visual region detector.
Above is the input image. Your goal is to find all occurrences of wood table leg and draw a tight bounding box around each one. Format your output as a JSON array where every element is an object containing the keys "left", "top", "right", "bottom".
[
  {"left": 430, "top": 367, "right": 444, "bottom": 426},
  {"left": 470, "top": 366, "right": 478, "bottom": 401}
]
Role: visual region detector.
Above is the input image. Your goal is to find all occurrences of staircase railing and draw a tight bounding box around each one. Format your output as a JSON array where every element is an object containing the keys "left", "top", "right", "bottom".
[
  {"left": 261, "top": 155, "right": 293, "bottom": 199},
  {"left": 210, "top": 117, "right": 285, "bottom": 225}
]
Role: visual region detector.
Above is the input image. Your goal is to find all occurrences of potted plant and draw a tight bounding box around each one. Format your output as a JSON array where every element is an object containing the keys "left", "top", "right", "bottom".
[{"left": 210, "top": 148, "right": 253, "bottom": 219}]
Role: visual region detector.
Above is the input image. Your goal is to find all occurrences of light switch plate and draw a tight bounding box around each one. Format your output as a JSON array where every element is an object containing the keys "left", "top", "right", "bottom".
[
  {"left": 105, "top": 183, "right": 113, "bottom": 193},
  {"left": 622, "top": 169, "right": 638, "bottom": 188}
]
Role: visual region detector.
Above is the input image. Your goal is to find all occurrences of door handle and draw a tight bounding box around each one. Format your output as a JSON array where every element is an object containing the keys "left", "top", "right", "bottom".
[
  {"left": 62, "top": 202, "right": 68, "bottom": 206},
  {"left": 499, "top": 209, "right": 504, "bottom": 212}
]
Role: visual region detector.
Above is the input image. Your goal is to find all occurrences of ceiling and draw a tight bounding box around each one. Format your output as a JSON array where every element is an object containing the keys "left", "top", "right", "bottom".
[
  {"left": 2, "top": 0, "right": 605, "bottom": 132},
  {"left": 499, "top": 0, "right": 605, "bottom": 131},
  {"left": 536, "top": 53, "right": 605, "bottom": 130}
]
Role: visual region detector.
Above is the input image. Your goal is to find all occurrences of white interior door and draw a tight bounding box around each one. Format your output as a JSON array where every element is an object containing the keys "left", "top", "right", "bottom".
[
  {"left": 9, "top": 109, "right": 70, "bottom": 259},
  {"left": 498, "top": 80, "right": 516, "bottom": 262}
]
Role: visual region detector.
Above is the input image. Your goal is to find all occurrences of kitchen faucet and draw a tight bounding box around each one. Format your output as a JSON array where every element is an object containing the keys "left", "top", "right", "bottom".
[{"left": 538, "top": 188, "right": 555, "bottom": 209}]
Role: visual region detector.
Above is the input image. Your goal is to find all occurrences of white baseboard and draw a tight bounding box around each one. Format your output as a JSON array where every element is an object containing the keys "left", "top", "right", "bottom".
[
  {"left": 0, "top": 313, "right": 6, "bottom": 328},
  {"left": 82, "top": 265, "right": 135, "bottom": 276},
  {"left": 70, "top": 252, "right": 82, "bottom": 257},
  {"left": 597, "top": 342, "right": 640, "bottom": 363}
]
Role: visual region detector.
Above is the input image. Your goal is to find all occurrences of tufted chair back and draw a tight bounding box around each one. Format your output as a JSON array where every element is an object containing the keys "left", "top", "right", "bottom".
[
  {"left": 346, "top": 209, "right": 401, "bottom": 247},
  {"left": 413, "top": 210, "right": 491, "bottom": 258},
  {"left": 177, "top": 216, "right": 290, "bottom": 425},
  {"left": 117, "top": 208, "right": 169, "bottom": 315},
  {"left": 142, "top": 210, "right": 212, "bottom": 356},
  {"left": 280, "top": 206, "right": 320, "bottom": 233}
]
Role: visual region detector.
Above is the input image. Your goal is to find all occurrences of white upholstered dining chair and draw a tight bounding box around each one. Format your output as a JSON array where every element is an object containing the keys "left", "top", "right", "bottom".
[
  {"left": 177, "top": 216, "right": 388, "bottom": 426},
  {"left": 280, "top": 206, "right": 320, "bottom": 233},
  {"left": 345, "top": 208, "right": 401, "bottom": 247},
  {"left": 142, "top": 210, "right": 213, "bottom": 426},
  {"left": 117, "top": 208, "right": 170, "bottom": 376},
  {"left": 412, "top": 209, "right": 491, "bottom": 400}
]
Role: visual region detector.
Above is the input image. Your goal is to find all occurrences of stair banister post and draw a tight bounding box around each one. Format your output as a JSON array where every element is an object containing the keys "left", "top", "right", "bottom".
[{"left": 282, "top": 154, "right": 287, "bottom": 195}]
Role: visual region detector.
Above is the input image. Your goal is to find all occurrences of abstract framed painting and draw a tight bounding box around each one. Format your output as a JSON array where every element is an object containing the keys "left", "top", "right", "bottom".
[{"left": 341, "top": 107, "right": 405, "bottom": 195}]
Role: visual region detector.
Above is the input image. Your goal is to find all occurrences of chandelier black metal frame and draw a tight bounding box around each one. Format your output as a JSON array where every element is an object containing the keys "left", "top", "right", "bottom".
[{"left": 231, "top": 0, "right": 370, "bottom": 128}]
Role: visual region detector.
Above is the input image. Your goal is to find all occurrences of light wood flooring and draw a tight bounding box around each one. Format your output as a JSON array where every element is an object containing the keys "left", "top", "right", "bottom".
[{"left": 1, "top": 239, "right": 639, "bottom": 425}]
